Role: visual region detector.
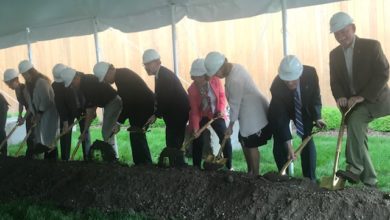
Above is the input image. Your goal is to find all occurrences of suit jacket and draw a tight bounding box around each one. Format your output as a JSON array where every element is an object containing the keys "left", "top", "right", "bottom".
[
  {"left": 114, "top": 68, "right": 155, "bottom": 127},
  {"left": 330, "top": 36, "right": 390, "bottom": 102},
  {"left": 155, "top": 66, "right": 189, "bottom": 121},
  {"left": 188, "top": 76, "right": 227, "bottom": 132},
  {"left": 268, "top": 66, "right": 322, "bottom": 142}
]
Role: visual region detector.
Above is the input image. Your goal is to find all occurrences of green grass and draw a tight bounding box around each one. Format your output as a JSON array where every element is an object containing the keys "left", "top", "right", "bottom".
[
  {"left": 4, "top": 125, "right": 390, "bottom": 219},
  {"left": 0, "top": 200, "right": 151, "bottom": 220}
]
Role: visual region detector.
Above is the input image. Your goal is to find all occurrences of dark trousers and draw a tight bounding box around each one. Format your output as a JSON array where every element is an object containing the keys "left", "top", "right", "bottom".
[
  {"left": 60, "top": 117, "right": 91, "bottom": 160},
  {"left": 24, "top": 114, "right": 36, "bottom": 158},
  {"left": 0, "top": 109, "right": 7, "bottom": 157},
  {"left": 192, "top": 117, "right": 232, "bottom": 169},
  {"left": 130, "top": 131, "right": 152, "bottom": 165},
  {"left": 163, "top": 112, "right": 188, "bottom": 164},
  {"left": 273, "top": 135, "right": 317, "bottom": 180}
]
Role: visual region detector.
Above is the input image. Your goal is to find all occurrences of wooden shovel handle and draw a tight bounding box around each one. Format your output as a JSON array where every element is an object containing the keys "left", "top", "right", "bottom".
[
  {"left": 0, "top": 123, "right": 19, "bottom": 151},
  {"left": 14, "top": 125, "right": 35, "bottom": 157},
  {"left": 48, "top": 116, "right": 85, "bottom": 151},
  {"left": 181, "top": 116, "right": 220, "bottom": 151},
  {"left": 279, "top": 134, "right": 314, "bottom": 175},
  {"left": 330, "top": 104, "right": 356, "bottom": 181},
  {"left": 216, "top": 135, "right": 229, "bottom": 159}
]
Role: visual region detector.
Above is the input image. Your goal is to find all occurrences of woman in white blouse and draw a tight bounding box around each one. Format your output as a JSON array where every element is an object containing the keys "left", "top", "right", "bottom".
[{"left": 205, "top": 51, "right": 272, "bottom": 175}]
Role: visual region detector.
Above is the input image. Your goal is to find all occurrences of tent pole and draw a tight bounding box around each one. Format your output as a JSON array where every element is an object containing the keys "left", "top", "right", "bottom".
[
  {"left": 281, "top": 0, "right": 288, "bottom": 56},
  {"left": 171, "top": 4, "right": 179, "bottom": 76},
  {"left": 26, "top": 27, "right": 33, "bottom": 62},
  {"left": 93, "top": 18, "right": 101, "bottom": 62},
  {"left": 281, "top": 0, "right": 294, "bottom": 176}
]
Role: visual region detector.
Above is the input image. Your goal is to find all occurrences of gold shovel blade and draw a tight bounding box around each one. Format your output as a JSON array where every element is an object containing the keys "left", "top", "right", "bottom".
[{"left": 320, "top": 176, "right": 345, "bottom": 190}]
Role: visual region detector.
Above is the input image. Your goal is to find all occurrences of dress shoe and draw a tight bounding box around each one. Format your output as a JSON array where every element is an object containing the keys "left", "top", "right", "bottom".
[{"left": 336, "top": 170, "right": 360, "bottom": 184}]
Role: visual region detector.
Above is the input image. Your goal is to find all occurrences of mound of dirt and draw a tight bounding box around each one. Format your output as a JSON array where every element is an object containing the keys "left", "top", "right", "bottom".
[{"left": 0, "top": 158, "right": 389, "bottom": 219}]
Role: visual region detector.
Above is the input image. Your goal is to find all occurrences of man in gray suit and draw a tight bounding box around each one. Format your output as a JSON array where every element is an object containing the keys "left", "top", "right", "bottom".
[{"left": 329, "top": 12, "right": 390, "bottom": 187}]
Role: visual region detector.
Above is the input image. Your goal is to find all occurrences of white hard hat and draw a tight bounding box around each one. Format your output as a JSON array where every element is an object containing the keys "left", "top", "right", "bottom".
[
  {"left": 142, "top": 49, "right": 160, "bottom": 64},
  {"left": 278, "top": 55, "right": 303, "bottom": 81},
  {"left": 3, "top": 69, "right": 19, "bottom": 82},
  {"left": 204, "top": 51, "right": 225, "bottom": 76},
  {"left": 190, "top": 58, "right": 207, "bottom": 77},
  {"left": 93, "top": 62, "right": 110, "bottom": 82},
  {"left": 52, "top": 63, "right": 67, "bottom": 83},
  {"left": 18, "top": 60, "right": 34, "bottom": 74},
  {"left": 330, "top": 12, "right": 353, "bottom": 33},
  {"left": 61, "top": 67, "right": 77, "bottom": 87}
]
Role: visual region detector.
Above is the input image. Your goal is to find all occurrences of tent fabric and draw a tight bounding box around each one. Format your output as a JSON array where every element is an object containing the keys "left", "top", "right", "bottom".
[{"left": 0, "top": 0, "right": 343, "bottom": 49}]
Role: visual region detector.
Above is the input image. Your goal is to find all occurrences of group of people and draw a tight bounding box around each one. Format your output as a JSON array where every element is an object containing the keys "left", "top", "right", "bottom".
[{"left": 0, "top": 12, "right": 388, "bottom": 187}]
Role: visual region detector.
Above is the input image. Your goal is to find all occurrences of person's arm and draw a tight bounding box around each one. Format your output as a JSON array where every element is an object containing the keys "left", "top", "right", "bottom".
[
  {"left": 17, "top": 103, "right": 25, "bottom": 125},
  {"left": 214, "top": 77, "right": 227, "bottom": 117},
  {"left": 226, "top": 76, "right": 245, "bottom": 126},
  {"left": 188, "top": 87, "right": 201, "bottom": 134},
  {"left": 329, "top": 50, "right": 348, "bottom": 108},
  {"left": 360, "top": 41, "right": 390, "bottom": 102}
]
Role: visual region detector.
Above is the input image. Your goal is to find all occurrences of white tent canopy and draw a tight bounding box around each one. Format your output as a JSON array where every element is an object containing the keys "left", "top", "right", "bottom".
[{"left": 0, "top": 0, "right": 344, "bottom": 50}]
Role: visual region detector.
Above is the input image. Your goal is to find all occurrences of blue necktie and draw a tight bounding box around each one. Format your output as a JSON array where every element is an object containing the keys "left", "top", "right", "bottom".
[{"left": 294, "top": 89, "right": 304, "bottom": 137}]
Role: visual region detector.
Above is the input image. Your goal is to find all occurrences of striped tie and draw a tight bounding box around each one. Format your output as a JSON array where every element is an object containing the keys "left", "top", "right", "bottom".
[{"left": 294, "top": 89, "right": 304, "bottom": 137}]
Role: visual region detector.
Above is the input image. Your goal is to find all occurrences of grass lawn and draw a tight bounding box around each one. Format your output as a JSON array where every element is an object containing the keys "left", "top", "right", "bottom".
[{"left": 3, "top": 126, "right": 390, "bottom": 219}]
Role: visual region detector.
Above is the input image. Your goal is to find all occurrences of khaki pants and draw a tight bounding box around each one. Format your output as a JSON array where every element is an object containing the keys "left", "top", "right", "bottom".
[
  {"left": 346, "top": 96, "right": 390, "bottom": 185},
  {"left": 102, "top": 96, "right": 123, "bottom": 158}
]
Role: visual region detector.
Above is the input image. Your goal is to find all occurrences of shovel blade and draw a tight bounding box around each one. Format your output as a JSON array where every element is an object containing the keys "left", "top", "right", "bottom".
[
  {"left": 320, "top": 176, "right": 345, "bottom": 190},
  {"left": 263, "top": 171, "right": 290, "bottom": 182},
  {"left": 203, "top": 161, "right": 224, "bottom": 171}
]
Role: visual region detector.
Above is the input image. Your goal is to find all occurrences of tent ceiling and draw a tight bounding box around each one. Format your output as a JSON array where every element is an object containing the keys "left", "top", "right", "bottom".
[{"left": 0, "top": 0, "right": 344, "bottom": 49}]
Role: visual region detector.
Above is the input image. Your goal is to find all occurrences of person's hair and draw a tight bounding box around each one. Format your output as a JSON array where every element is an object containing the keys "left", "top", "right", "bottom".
[{"left": 29, "top": 68, "right": 51, "bottom": 91}]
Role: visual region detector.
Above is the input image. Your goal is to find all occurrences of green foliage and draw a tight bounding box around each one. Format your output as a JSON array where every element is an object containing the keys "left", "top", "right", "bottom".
[
  {"left": 321, "top": 106, "right": 390, "bottom": 132},
  {"left": 368, "top": 115, "right": 390, "bottom": 132},
  {"left": 149, "top": 118, "right": 165, "bottom": 128},
  {"left": 321, "top": 107, "right": 342, "bottom": 130}
]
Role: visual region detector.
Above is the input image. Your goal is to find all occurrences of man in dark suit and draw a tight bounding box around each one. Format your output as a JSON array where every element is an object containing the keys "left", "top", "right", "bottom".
[
  {"left": 329, "top": 12, "right": 390, "bottom": 187},
  {"left": 142, "top": 49, "right": 190, "bottom": 163},
  {"left": 93, "top": 61, "right": 154, "bottom": 165},
  {"left": 268, "top": 55, "right": 325, "bottom": 181}
]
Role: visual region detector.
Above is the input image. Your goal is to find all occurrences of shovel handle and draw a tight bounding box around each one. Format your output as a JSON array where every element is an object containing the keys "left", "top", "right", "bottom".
[
  {"left": 216, "top": 135, "right": 229, "bottom": 159},
  {"left": 180, "top": 116, "right": 220, "bottom": 151},
  {"left": 0, "top": 122, "right": 19, "bottom": 151},
  {"left": 279, "top": 134, "right": 314, "bottom": 175},
  {"left": 70, "top": 139, "right": 83, "bottom": 160},
  {"left": 49, "top": 116, "right": 85, "bottom": 149},
  {"left": 328, "top": 104, "right": 356, "bottom": 185},
  {"left": 14, "top": 125, "right": 35, "bottom": 157}
]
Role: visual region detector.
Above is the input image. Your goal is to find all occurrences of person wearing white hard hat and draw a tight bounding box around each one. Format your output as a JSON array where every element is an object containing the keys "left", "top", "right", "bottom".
[
  {"left": 51, "top": 64, "right": 89, "bottom": 160},
  {"left": 187, "top": 58, "right": 232, "bottom": 169},
  {"left": 205, "top": 51, "right": 271, "bottom": 175},
  {"left": 93, "top": 61, "right": 154, "bottom": 165},
  {"left": 268, "top": 55, "right": 326, "bottom": 182},
  {"left": 329, "top": 12, "right": 390, "bottom": 187},
  {"left": 142, "top": 49, "right": 189, "bottom": 165},
  {"left": 62, "top": 67, "right": 122, "bottom": 159},
  {"left": 3, "top": 68, "right": 36, "bottom": 158},
  {"left": 18, "top": 60, "right": 59, "bottom": 160}
]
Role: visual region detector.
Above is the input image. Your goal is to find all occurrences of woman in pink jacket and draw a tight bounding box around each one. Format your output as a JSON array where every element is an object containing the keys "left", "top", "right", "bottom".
[{"left": 188, "top": 58, "right": 232, "bottom": 169}]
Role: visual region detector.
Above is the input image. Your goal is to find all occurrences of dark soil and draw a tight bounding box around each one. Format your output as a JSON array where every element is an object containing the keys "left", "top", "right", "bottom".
[{"left": 0, "top": 157, "right": 389, "bottom": 220}]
